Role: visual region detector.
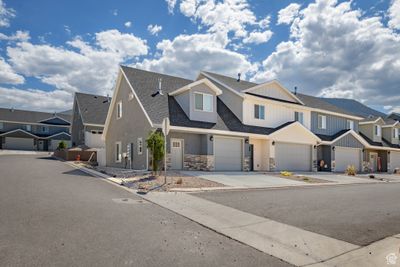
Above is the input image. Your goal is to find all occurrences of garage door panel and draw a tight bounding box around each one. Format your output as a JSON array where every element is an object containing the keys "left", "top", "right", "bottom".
[
  {"left": 391, "top": 152, "right": 400, "bottom": 170},
  {"left": 4, "top": 137, "right": 35, "bottom": 150},
  {"left": 275, "top": 143, "right": 311, "bottom": 171},
  {"left": 335, "top": 147, "right": 361, "bottom": 172},
  {"left": 214, "top": 138, "right": 242, "bottom": 171}
]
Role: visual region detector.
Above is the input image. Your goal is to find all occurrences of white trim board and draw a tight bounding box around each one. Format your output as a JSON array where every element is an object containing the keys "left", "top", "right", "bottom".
[{"left": 169, "top": 78, "right": 222, "bottom": 96}]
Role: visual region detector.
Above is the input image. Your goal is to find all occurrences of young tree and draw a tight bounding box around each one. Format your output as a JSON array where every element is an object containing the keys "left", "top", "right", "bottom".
[
  {"left": 146, "top": 131, "right": 165, "bottom": 175},
  {"left": 57, "top": 140, "right": 67, "bottom": 150}
]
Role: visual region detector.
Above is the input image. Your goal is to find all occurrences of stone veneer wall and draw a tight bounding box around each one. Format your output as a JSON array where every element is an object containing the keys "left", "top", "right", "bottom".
[
  {"left": 183, "top": 154, "right": 214, "bottom": 171},
  {"left": 269, "top": 157, "right": 276, "bottom": 172},
  {"left": 243, "top": 156, "right": 251, "bottom": 172}
]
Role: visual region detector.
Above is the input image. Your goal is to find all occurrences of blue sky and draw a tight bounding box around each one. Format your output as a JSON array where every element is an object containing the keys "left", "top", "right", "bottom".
[{"left": 0, "top": 0, "right": 399, "bottom": 113}]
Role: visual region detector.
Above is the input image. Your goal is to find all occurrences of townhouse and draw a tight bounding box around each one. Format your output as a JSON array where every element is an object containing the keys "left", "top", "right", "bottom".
[
  {"left": 102, "top": 65, "right": 400, "bottom": 173},
  {"left": 0, "top": 108, "right": 71, "bottom": 151},
  {"left": 71, "top": 92, "right": 111, "bottom": 148}
]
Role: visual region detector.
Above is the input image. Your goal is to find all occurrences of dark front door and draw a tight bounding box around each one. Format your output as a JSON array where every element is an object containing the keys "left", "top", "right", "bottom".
[{"left": 249, "top": 144, "right": 254, "bottom": 171}]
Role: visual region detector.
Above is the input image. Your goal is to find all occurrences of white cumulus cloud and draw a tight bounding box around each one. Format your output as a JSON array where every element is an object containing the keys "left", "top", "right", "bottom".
[
  {"left": 166, "top": 0, "right": 177, "bottom": 14},
  {"left": 0, "top": 0, "right": 15, "bottom": 27},
  {"left": 0, "top": 57, "right": 24, "bottom": 84},
  {"left": 388, "top": 0, "right": 400, "bottom": 30},
  {"left": 243, "top": 30, "right": 273, "bottom": 44},
  {"left": 147, "top": 24, "right": 162, "bottom": 36},
  {"left": 277, "top": 3, "right": 301, "bottom": 25},
  {"left": 124, "top": 21, "right": 132, "bottom": 28},
  {"left": 254, "top": 0, "right": 400, "bottom": 111},
  {"left": 0, "top": 30, "right": 30, "bottom": 42},
  {"left": 136, "top": 32, "right": 256, "bottom": 79}
]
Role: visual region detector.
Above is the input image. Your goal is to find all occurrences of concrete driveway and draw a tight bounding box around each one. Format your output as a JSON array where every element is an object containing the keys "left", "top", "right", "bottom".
[{"left": 182, "top": 171, "right": 307, "bottom": 188}]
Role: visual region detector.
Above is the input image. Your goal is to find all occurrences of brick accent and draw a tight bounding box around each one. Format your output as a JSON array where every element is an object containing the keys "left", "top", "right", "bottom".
[
  {"left": 243, "top": 156, "right": 250, "bottom": 171},
  {"left": 269, "top": 157, "right": 276, "bottom": 171}
]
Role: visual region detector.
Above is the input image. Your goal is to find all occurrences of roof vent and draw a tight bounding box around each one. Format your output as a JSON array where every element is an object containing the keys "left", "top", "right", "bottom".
[
  {"left": 10, "top": 107, "right": 14, "bottom": 112},
  {"left": 237, "top": 73, "right": 241, "bottom": 82},
  {"left": 151, "top": 78, "right": 163, "bottom": 97},
  {"left": 107, "top": 94, "right": 111, "bottom": 103},
  {"left": 294, "top": 86, "right": 297, "bottom": 95}
]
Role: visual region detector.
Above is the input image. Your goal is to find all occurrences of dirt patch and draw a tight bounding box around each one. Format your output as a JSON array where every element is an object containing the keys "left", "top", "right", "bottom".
[
  {"left": 277, "top": 175, "right": 331, "bottom": 184},
  {"left": 125, "top": 171, "right": 225, "bottom": 191}
]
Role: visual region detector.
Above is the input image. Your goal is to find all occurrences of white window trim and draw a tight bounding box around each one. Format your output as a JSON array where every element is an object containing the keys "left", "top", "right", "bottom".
[
  {"left": 254, "top": 104, "right": 265, "bottom": 120},
  {"left": 194, "top": 92, "right": 213, "bottom": 112},
  {"left": 116, "top": 101, "right": 122, "bottom": 119},
  {"left": 318, "top": 115, "right": 327, "bottom": 129},
  {"left": 115, "top": 141, "right": 122, "bottom": 163},
  {"left": 393, "top": 128, "right": 399, "bottom": 139},
  {"left": 26, "top": 125, "right": 32, "bottom": 131},
  {"left": 347, "top": 120, "right": 354, "bottom": 130},
  {"left": 375, "top": 125, "right": 381, "bottom": 136},
  {"left": 137, "top": 137, "right": 143, "bottom": 155}
]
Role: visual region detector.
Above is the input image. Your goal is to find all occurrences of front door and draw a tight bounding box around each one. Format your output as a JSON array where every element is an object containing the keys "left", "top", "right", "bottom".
[
  {"left": 171, "top": 139, "right": 183, "bottom": 170},
  {"left": 38, "top": 140, "right": 44, "bottom": 151},
  {"left": 370, "top": 152, "right": 378, "bottom": 172}
]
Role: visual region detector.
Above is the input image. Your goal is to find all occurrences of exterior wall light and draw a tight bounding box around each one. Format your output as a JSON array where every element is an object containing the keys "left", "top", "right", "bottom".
[
  {"left": 209, "top": 135, "right": 213, "bottom": 142},
  {"left": 245, "top": 139, "right": 249, "bottom": 144},
  {"left": 272, "top": 141, "right": 275, "bottom": 146},
  {"left": 332, "top": 146, "right": 335, "bottom": 151}
]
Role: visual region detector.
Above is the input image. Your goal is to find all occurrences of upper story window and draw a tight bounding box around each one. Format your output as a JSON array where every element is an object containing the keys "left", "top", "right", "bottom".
[
  {"left": 254, "top": 104, "right": 265, "bottom": 120},
  {"left": 194, "top": 93, "right": 213, "bottom": 112},
  {"left": 295, "top": 111, "right": 304, "bottom": 125},
  {"left": 26, "top": 125, "right": 32, "bottom": 131},
  {"left": 0, "top": 122, "right": 3, "bottom": 130},
  {"left": 41, "top": 126, "right": 49, "bottom": 133},
  {"left": 347, "top": 120, "right": 354, "bottom": 130},
  {"left": 116, "top": 101, "right": 122, "bottom": 119},
  {"left": 393, "top": 128, "right": 399, "bottom": 139},
  {"left": 374, "top": 125, "right": 381, "bottom": 136},
  {"left": 318, "top": 115, "right": 327, "bottom": 129}
]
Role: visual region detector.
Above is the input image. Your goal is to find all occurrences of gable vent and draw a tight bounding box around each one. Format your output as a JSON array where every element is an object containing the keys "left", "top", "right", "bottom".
[{"left": 237, "top": 73, "right": 241, "bottom": 82}]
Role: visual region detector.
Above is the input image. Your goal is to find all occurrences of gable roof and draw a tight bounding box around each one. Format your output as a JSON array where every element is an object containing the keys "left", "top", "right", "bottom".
[
  {"left": 0, "top": 108, "right": 71, "bottom": 125},
  {"left": 323, "top": 98, "right": 386, "bottom": 118},
  {"left": 388, "top": 112, "right": 400, "bottom": 121},
  {"left": 169, "top": 78, "right": 223, "bottom": 96},
  {"left": 121, "top": 66, "right": 193, "bottom": 125},
  {"left": 201, "top": 71, "right": 257, "bottom": 92},
  {"left": 296, "top": 93, "right": 359, "bottom": 117},
  {"left": 75, "top": 92, "right": 111, "bottom": 126}
]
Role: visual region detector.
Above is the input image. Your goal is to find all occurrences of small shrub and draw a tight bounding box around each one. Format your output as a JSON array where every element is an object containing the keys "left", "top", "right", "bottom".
[
  {"left": 303, "top": 177, "right": 310, "bottom": 181},
  {"left": 345, "top": 165, "right": 357, "bottom": 176},
  {"left": 280, "top": 171, "right": 292, "bottom": 177},
  {"left": 176, "top": 178, "right": 183, "bottom": 185},
  {"left": 57, "top": 141, "right": 67, "bottom": 150}
]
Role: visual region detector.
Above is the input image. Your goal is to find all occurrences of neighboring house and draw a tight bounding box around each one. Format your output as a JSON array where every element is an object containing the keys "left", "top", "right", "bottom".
[
  {"left": 0, "top": 108, "right": 71, "bottom": 151},
  {"left": 324, "top": 101, "right": 400, "bottom": 173},
  {"left": 71, "top": 92, "right": 111, "bottom": 148},
  {"left": 102, "top": 65, "right": 400, "bottom": 173}
]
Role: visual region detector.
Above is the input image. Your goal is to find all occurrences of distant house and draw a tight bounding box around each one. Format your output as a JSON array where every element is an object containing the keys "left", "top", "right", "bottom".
[
  {"left": 71, "top": 92, "right": 111, "bottom": 148},
  {"left": 0, "top": 108, "right": 71, "bottom": 151}
]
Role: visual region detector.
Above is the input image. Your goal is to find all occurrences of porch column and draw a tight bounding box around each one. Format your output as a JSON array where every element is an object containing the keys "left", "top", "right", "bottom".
[
  {"left": 268, "top": 140, "right": 276, "bottom": 172},
  {"left": 312, "top": 144, "right": 318, "bottom": 172}
]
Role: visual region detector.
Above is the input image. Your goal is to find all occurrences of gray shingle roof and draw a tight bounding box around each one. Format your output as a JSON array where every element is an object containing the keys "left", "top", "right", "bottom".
[
  {"left": 121, "top": 66, "right": 193, "bottom": 125},
  {"left": 202, "top": 71, "right": 257, "bottom": 92},
  {"left": 203, "top": 71, "right": 364, "bottom": 118},
  {"left": 0, "top": 108, "right": 71, "bottom": 125},
  {"left": 75, "top": 92, "right": 111, "bottom": 126},
  {"left": 388, "top": 113, "right": 400, "bottom": 121},
  {"left": 323, "top": 98, "right": 386, "bottom": 118}
]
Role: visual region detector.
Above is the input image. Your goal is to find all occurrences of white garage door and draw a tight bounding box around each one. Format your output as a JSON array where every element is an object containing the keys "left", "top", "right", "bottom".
[
  {"left": 4, "top": 137, "right": 35, "bottom": 150},
  {"left": 275, "top": 142, "right": 311, "bottom": 171},
  {"left": 214, "top": 137, "right": 242, "bottom": 171},
  {"left": 335, "top": 147, "right": 361, "bottom": 172},
  {"left": 390, "top": 152, "right": 400, "bottom": 170}
]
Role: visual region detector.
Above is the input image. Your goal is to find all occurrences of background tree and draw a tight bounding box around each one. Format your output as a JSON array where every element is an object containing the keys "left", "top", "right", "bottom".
[{"left": 146, "top": 131, "right": 165, "bottom": 175}]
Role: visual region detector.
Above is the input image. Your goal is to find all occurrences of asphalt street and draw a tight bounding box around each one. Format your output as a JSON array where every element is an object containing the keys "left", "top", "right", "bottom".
[
  {"left": 195, "top": 183, "right": 400, "bottom": 246},
  {"left": 0, "top": 155, "right": 290, "bottom": 267}
]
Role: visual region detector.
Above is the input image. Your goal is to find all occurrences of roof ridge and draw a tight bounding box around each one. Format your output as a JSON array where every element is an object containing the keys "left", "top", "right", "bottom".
[
  {"left": 121, "top": 65, "right": 193, "bottom": 83},
  {"left": 75, "top": 92, "right": 109, "bottom": 98}
]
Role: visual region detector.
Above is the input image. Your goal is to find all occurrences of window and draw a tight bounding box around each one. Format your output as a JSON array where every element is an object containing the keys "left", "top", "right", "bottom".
[
  {"left": 375, "top": 125, "right": 381, "bottom": 136},
  {"left": 137, "top": 138, "right": 143, "bottom": 155},
  {"left": 254, "top": 104, "right": 265, "bottom": 120},
  {"left": 0, "top": 122, "right": 3, "bottom": 130},
  {"left": 116, "top": 101, "right": 122, "bottom": 119},
  {"left": 295, "top": 112, "right": 304, "bottom": 125},
  {"left": 115, "top": 142, "right": 122, "bottom": 162},
  {"left": 194, "top": 93, "right": 213, "bottom": 112},
  {"left": 393, "top": 128, "right": 399, "bottom": 139},
  {"left": 41, "top": 126, "right": 49, "bottom": 133},
  {"left": 318, "top": 115, "right": 327, "bottom": 129},
  {"left": 347, "top": 120, "right": 354, "bottom": 130},
  {"left": 26, "top": 125, "right": 31, "bottom": 131}
]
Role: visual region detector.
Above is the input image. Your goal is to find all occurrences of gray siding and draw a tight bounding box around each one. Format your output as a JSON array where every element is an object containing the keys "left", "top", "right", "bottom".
[
  {"left": 359, "top": 123, "right": 383, "bottom": 143},
  {"left": 0, "top": 121, "right": 69, "bottom": 136},
  {"left": 71, "top": 98, "right": 85, "bottom": 146},
  {"left": 105, "top": 76, "right": 152, "bottom": 169},
  {"left": 168, "top": 132, "right": 209, "bottom": 155},
  {"left": 311, "top": 112, "right": 359, "bottom": 135},
  {"left": 198, "top": 73, "right": 243, "bottom": 121},
  {"left": 333, "top": 133, "right": 364, "bottom": 148},
  {"left": 175, "top": 91, "right": 190, "bottom": 117}
]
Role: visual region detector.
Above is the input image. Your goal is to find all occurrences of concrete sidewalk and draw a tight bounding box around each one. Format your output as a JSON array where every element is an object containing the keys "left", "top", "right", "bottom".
[{"left": 141, "top": 192, "right": 359, "bottom": 266}]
